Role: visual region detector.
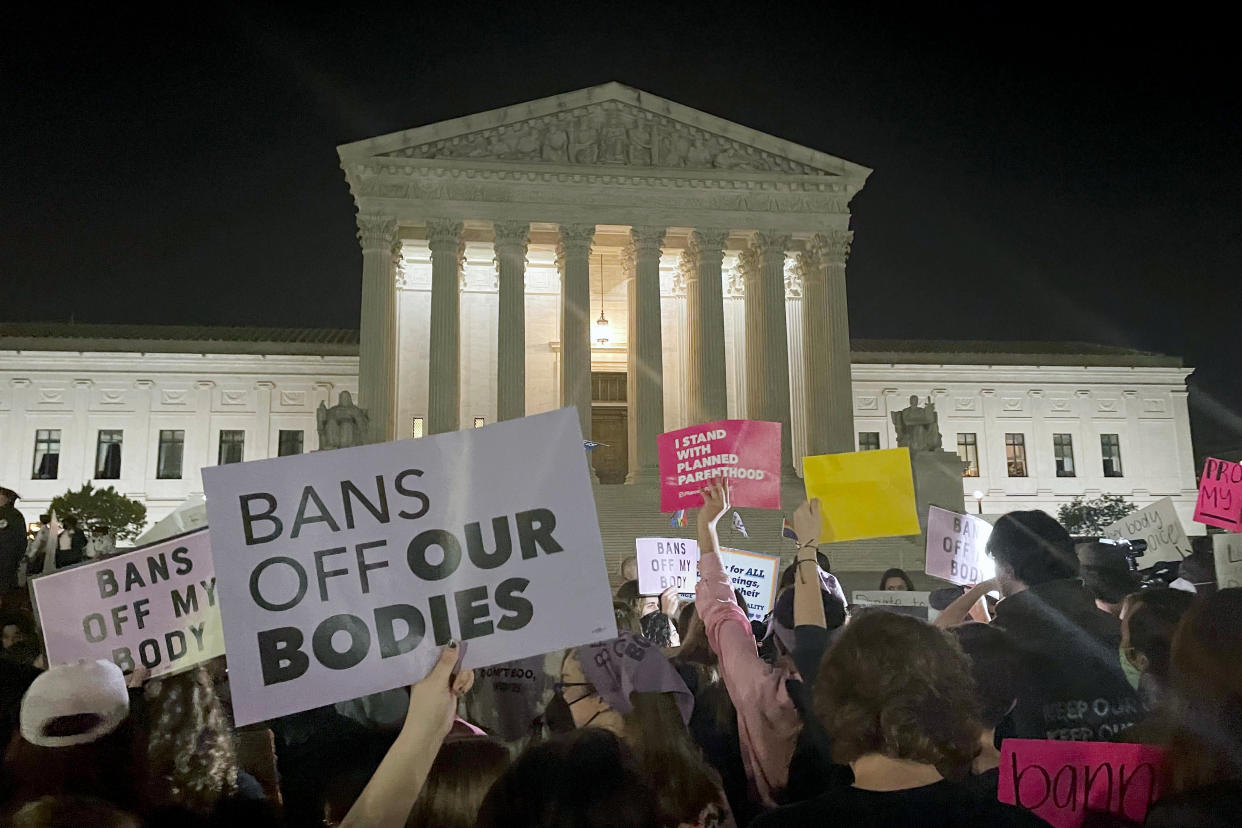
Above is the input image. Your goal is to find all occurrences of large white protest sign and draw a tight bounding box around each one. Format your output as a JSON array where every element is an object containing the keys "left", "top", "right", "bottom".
[
  {"left": 1214, "top": 534, "right": 1242, "bottom": 589},
  {"left": 633, "top": 537, "right": 778, "bottom": 621},
  {"left": 852, "top": 590, "right": 939, "bottom": 622},
  {"left": 925, "top": 506, "right": 995, "bottom": 586},
  {"left": 1102, "top": 498, "right": 1192, "bottom": 564},
  {"left": 32, "top": 528, "right": 223, "bottom": 678},
  {"left": 202, "top": 407, "right": 617, "bottom": 726}
]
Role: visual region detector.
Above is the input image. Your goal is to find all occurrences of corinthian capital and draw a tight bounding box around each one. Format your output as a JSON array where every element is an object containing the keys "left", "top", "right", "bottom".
[
  {"left": 736, "top": 246, "right": 760, "bottom": 284},
  {"left": 629, "top": 225, "right": 666, "bottom": 259},
  {"left": 425, "top": 219, "right": 463, "bottom": 254},
  {"left": 356, "top": 214, "right": 397, "bottom": 252},
  {"left": 492, "top": 221, "right": 530, "bottom": 261},
  {"left": 752, "top": 232, "right": 792, "bottom": 264},
  {"left": 795, "top": 242, "right": 826, "bottom": 286},
  {"left": 690, "top": 229, "right": 728, "bottom": 266},
  {"left": 556, "top": 223, "right": 596, "bottom": 269},
  {"left": 819, "top": 229, "right": 854, "bottom": 264}
]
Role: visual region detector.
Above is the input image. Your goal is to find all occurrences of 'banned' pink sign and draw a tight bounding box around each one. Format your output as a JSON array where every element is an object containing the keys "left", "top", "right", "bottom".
[{"left": 657, "top": 419, "right": 781, "bottom": 511}]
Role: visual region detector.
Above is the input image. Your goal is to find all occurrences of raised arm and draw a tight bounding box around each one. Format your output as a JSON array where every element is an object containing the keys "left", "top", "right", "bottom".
[
  {"left": 792, "top": 498, "right": 826, "bottom": 629},
  {"left": 933, "top": 578, "right": 998, "bottom": 629},
  {"left": 340, "top": 644, "right": 475, "bottom": 828}
]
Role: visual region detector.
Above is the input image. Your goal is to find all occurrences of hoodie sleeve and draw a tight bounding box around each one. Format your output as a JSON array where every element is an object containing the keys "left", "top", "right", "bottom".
[{"left": 695, "top": 542, "right": 800, "bottom": 806}]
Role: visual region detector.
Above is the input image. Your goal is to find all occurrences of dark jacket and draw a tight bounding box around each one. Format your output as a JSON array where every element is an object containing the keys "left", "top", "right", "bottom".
[
  {"left": 991, "top": 578, "right": 1140, "bottom": 741},
  {"left": 55, "top": 529, "right": 88, "bottom": 568},
  {"left": 0, "top": 505, "right": 25, "bottom": 592}
]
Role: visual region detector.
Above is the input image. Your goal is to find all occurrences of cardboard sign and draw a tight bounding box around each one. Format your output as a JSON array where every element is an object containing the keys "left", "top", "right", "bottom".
[
  {"left": 202, "top": 407, "right": 617, "bottom": 726},
  {"left": 635, "top": 537, "right": 698, "bottom": 595},
  {"left": 657, "top": 420, "right": 781, "bottom": 511},
  {"left": 1214, "top": 533, "right": 1242, "bottom": 589},
  {"left": 1194, "top": 457, "right": 1242, "bottom": 531},
  {"left": 803, "top": 448, "right": 920, "bottom": 542},
  {"left": 1102, "top": 497, "right": 1192, "bottom": 563},
  {"left": 925, "top": 506, "right": 995, "bottom": 586},
  {"left": 851, "top": 590, "right": 937, "bottom": 621},
  {"left": 999, "top": 739, "right": 1165, "bottom": 828},
  {"left": 32, "top": 528, "right": 223, "bottom": 678},
  {"left": 632, "top": 538, "right": 778, "bottom": 621}
]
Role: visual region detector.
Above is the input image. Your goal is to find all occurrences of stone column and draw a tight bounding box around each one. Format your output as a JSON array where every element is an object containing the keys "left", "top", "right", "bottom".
[
  {"left": 686, "top": 229, "right": 729, "bottom": 425},
  {"left": 493, "top": 221, "right": 530, "bottom": 422},
  {"left": 744, "top": 233, "right": 795, "bottom": 472},
  {"left": 426, "top": 219, "right": 464, "bottom": 435},
  {"left": 821, "top": 231, "right": 855, "bottom": 455},
  {"left": 356, "top": 214, "right": 398, "bottom": 442},
  {"left": 625, "top": 226, "right": 666, "bottom": 484},
  {"left": 557, "top": 224, "right": 596, "bottom": 442}
]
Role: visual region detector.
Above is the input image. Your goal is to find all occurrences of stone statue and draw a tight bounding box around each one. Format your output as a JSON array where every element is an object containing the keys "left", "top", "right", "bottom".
[
  {"left": 891, "top": 395, "right": 943, "bottom": 453},
  {"left": 316, "top": 391, "right": 370, "bottom": 450}
]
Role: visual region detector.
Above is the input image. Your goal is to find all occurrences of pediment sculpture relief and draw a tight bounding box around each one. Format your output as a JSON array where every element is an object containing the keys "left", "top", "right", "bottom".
[{"left": 381, "top": 101, "right": 829, "bottom": 176}]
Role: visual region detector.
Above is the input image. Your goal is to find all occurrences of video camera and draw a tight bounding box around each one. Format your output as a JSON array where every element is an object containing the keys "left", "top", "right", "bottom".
[{"left": 1073, "top": 536, "right": 1182, "bottom": 591}]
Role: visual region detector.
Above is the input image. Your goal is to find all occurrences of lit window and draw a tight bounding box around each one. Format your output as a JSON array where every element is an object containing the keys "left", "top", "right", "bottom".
[
  {"left": 157, "top": 430, "right": 185, "bottom": 480},
  {"left": 957, "top": 433, "right": 979, "bottom": 477},
  {"left": 1005, "top": 433, "right": 1028, "bottom": 477},
  {"left": 32, "top": 429, "right": 61, "bottom": 480},
  {"left": 858, "top": 432, "right": 880, "bottom": 451},
  {"left": 1101, "top": 434, "right": 1124, "bottom": 477},
  {"left": 1053, "top": 433, "right": 1076, "bottom": 477},
  {"left": 412, "top": 417, "right": 425, "bottom": 439},
  {"left": 474, "top": 417, "right": 486, "bottom": 429},
  {"left": 218, "top": 430, "right": 245, "bottom": 465},
  {"left": 278, "top": 430, "right": 304, "bottom": 457},
  {"left": 95, "top": 430, "right": 123, "bottom": 479}
]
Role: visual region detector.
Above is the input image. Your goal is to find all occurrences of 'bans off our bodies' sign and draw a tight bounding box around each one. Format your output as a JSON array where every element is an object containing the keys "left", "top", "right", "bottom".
[
  {"left": 202, "top": 408, "right": 617, "bottom": 726},
  {"left": 33, "top": 528, "right": 223, "bottom": 678},
  {"left": 657, "top": 420, "right": 781, "bottom": 512}
]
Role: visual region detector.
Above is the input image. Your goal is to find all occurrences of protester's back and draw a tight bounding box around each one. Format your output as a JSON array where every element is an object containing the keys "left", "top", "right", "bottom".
[{"left": 986, "top": 511, "right": 1139, "bottom": 740}]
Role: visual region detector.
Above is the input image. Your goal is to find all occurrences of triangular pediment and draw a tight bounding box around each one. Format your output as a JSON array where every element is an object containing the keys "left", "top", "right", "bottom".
[{"left": 339, "top": 82, "right": 870, "bottom": 180}]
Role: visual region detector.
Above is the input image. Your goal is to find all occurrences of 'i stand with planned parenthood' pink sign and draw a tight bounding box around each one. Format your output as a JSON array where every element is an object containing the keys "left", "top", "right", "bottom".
[{"left": 657, "top": 419, "right": 781, "bottom": 511}]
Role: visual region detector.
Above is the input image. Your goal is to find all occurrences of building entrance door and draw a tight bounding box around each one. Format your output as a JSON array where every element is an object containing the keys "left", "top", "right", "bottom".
[{"left": 590, "top": 372, "right": 628, "bottom": 484}]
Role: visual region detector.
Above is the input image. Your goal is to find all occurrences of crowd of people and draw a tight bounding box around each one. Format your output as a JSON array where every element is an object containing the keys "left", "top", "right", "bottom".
[{"left": 0, "top": 479, "right": 1238, "bottom": 826}]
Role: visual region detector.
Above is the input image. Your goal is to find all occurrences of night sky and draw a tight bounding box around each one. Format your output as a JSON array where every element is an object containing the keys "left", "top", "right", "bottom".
[{"left": 3, "top": 5, "right": 1239, "bottom": 449}]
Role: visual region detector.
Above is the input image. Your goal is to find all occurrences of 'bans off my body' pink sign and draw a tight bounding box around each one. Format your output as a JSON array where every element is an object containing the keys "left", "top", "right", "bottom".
[{"left": 658, "top": 420, "right": 781, "bottom": 512}]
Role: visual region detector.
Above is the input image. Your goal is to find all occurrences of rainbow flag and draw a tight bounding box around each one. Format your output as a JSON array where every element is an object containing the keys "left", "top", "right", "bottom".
[
  {"left": 782, "top": 516, "right": 799, "bottom": 541},
  {"left": 670, "top": 509, "right": 687, "bottom": 528}
]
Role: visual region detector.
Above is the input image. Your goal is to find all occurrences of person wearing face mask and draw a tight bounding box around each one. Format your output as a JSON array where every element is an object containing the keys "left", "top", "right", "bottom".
[
  {"left": 1112, "top": 587, "right": 1194, "bottom": 743},
  {"left": 547, "top": 633, "right": 734, "bottom": 828}
]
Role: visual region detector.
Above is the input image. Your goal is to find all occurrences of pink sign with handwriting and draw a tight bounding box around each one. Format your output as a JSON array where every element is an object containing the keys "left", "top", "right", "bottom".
[
  {"left": 657, "top": 420, "right": 780, "bottom": 512},
  {"left": 999, "top": 739, "right": 1165, "bottom": 828},
  {"left": 1194, "top": 456, "right": 1242, "bottom": 531}
]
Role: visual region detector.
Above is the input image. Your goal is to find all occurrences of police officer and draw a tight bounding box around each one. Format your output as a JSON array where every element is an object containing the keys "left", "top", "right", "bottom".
[{"left": 0, "top": 487, "right": 26, "bottom": 595}]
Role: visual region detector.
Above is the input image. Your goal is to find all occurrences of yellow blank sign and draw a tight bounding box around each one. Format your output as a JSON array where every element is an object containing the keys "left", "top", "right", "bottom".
[{"left": 803, "top": 447, "right": 920, "bottom": 542}]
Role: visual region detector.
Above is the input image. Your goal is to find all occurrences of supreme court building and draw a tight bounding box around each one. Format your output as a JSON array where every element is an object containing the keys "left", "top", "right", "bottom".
[{"left": 0, "top": 84, "right": 1202, "bottom": 573}]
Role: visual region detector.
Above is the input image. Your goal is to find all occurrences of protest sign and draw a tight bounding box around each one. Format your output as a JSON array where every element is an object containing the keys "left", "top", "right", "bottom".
[
  {"left": 925, "top": 506, "right": 994, "bottom": 586},
  {"left": 1193, "top": 456, "right": 1242, "bottom": 531},
  {"left": 1214, "top": 533, "right": 1242, "bottom": 589},
  {"left": 635, "top": 537, "right": 697, "bottom": 595},
  {"left": 851, "top": 590, "right": 937, "bottom": 621},
  {"left": 719, "top": 548, "right": 779, "bottom": 621},
  {"left": 1101, "top": 497, "right": 1191, "bottom": 563},
  {"left": 32, "top": 528, "right": 223, "bottom": 678},
  {"left": 999, "top": 739, "right": 1165, "bottom": 828},
  {"left": 657, "top": 420, "right": 781, "bottom": 511},
  {"left": 803, "top": 448, "right": 920, "bottom": 542},
  {"left": 202, "top": 407, "right": 617, "bottom": 726},
  {"left": 632, "top": 538, "right": 778, "bottom": 621}
]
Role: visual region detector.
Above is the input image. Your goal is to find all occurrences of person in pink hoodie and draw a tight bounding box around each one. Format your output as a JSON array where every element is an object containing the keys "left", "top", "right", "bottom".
[{"left": 695, "top": 477, "right": 842, "bottom": 808}]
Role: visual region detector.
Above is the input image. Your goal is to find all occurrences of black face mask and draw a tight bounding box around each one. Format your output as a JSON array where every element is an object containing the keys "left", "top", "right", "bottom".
[{"left": 543, "top": 682, "right": 602, "bottom": 734}]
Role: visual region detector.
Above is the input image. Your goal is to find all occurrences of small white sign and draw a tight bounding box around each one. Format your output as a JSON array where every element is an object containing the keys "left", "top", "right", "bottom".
[
  {"left": 202, "top": 408, "right": 617, "bottom": 726},
  {"left": 1213, "top": 534, "right": 1242, "bottom": 589},
  {"left": 32, "top": 528, "right": 223, "bottom": 678},
  {"left": 1102, "top": 498, "right": 1192, "bottom": 564},
  {"left": 925, "top": 506, "right": 995, "bottom": 586},
  {"left": 632, "top": 538, "right": 779, "bottom": 621},
  {"left": 851, "top": 589, "right": 938, "bottom": 622}
]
